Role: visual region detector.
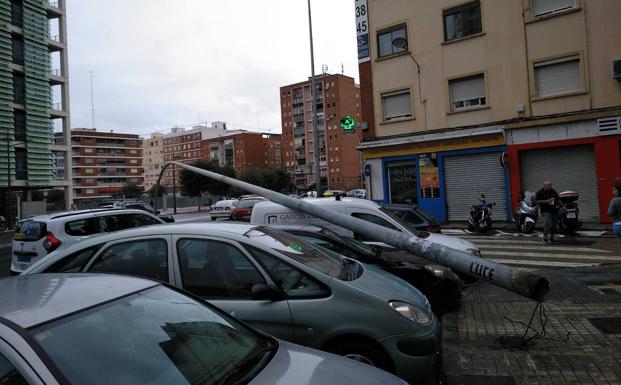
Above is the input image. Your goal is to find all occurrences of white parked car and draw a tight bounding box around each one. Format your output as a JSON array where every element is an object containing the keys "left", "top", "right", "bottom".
[
  {"left": 251, "top": 197, "right": 481, "bottom": 256},
  {"left": 11, "top": 209, "right": 165, "bottom": 274},
  {"left": 210, "top": 199, "right": 239, "bottom": 220}
]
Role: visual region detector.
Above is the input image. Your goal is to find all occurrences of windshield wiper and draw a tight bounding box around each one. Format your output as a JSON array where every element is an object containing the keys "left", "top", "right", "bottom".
[{"left": 221, "top": 343, "right": 277, "bottom": 385}]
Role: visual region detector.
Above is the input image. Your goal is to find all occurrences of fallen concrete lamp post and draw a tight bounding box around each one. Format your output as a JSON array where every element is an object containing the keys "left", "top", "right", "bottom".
[{"left": 156, "top": 161, "right": 549, "bottom": 302}]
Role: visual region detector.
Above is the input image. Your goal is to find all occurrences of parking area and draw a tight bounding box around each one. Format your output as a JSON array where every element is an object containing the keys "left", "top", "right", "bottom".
[{"left": 3, "top": 212, "right": 621, "bottom": 384}]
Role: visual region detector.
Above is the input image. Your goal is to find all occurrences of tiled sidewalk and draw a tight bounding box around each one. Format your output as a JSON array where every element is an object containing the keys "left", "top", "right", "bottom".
[{"left": 441, "top": 266, "right": 621, "bottom": 385}]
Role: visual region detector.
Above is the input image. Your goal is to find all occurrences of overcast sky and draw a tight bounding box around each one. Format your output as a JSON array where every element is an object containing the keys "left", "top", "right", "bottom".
[{"left": 63, "top": 0, "right": 359, "bottom": 137}]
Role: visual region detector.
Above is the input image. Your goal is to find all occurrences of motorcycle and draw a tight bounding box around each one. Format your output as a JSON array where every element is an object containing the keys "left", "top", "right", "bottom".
[
  {"left": 467, "top": 194, "right": 495, "bottom": 233},
  {"left": 0, "top": 216, "right": 6, "bottom": 231},
  {"left": 514, "top": 191, "right": 538, "bottom": 233},
  {"left": 558, "top": 190, "right": 582, "bottom": 234}
]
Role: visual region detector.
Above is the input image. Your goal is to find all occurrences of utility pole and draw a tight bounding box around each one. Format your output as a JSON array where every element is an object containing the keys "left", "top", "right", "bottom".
[
  {"left": 307, "top": 0, "right": 321, "bottom": 194},
  {"left": 5, "top": 135, "right": 11, "bottom": 229}
]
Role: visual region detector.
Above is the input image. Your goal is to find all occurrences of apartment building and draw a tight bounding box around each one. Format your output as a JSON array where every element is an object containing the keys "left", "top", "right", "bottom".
[
  {"left": 357, "top": 0, "right": 621, "bottom": 223},
  {"left": 0, "top": 0, "right": 72, "bottom": 218},
  {"left": 280, "top": 73, "right": 363, "bottom": 192},
  {"left": 143, "top": 132, "right": 163, "bottom": 191},
  {"left": 201, "top": 132, "right": 282, "bottom": 175},
  {"left": 62, "top": 129, "right": 143, "bottom": 201}
]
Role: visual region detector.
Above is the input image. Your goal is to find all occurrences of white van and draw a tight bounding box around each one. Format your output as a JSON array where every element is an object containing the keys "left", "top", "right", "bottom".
[{"left": 251, "top": 197, "right": 481, "bottom": 256}]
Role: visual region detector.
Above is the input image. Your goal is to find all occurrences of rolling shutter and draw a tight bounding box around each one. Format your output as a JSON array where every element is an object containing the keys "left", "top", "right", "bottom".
[
  {"left": 535, "top": 58, "right": 580, "bottom": 97},
  {"left": 531, "top": 0, "right": 575, "bottom": 16},
  {"left": 519, "top": 145, "right": 600, "bottom": 220},
  {"left": 444, "top": 152, "right": 507, "bottom": 222}
]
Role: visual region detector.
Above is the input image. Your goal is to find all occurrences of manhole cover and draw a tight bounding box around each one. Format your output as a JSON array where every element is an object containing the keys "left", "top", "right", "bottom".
[
  {"left": 446, "top": 375, "right": 516, "bottom": 385},
  {"left": 588, "top": 317, "right": 621, "bottom": 334}
]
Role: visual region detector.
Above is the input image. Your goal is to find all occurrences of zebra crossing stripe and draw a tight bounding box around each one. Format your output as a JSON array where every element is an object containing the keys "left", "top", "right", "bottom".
[
  {"left": 482, "top": 251, "right": 621, "bottom": 261},
  {"left": 477, "top": 245, "right": 611, "bottom": 253},
  {"left": 489, "top": 259, "right": 597, "bottom": 268}
]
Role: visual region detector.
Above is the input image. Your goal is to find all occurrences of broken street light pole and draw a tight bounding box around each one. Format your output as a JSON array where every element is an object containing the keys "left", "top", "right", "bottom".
[{"left": 156, "top": 161, "right": 550, "bottom": 302}]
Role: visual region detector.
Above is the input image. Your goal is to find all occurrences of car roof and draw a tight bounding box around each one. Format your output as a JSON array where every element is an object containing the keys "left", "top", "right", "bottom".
[
  {"left": 240, "top": 196, "right": 266, "bottom": 201},
  {"left": 254, "top": 197, "right": 380, "bottom": 211},
  {"left": 214, "top": 199, "right": 237, "bottom": 204},
  {"left": 22, "top": 209, "right": 159, "bottom": 223},
  {"left": 0, "top": 274, "right": 159, "bottom": 328},
  {"left": 38, "top": 222, "right": 259, "bottom": 258},
  {"left": 270, "top": 224, "right": 324, "bottom": 233},
  {"left": 382, "top": 203, "right": 419, "bottom": 210}
]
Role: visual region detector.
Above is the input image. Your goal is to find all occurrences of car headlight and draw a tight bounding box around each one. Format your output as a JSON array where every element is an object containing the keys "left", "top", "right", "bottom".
[
  {"left": 424, "top": 264, "right": 449, "bottom": 279},
  {"left": 388, "top": 301, "right": 431, "bottom": 324},
  {"left": 466, "top": 248, "right": 482, "bottom": 257}
]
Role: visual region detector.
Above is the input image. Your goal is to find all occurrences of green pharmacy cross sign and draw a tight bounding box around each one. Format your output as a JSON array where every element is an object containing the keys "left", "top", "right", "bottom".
[{"left": 340, "top": 115, "right": 357, "bottom": 132}]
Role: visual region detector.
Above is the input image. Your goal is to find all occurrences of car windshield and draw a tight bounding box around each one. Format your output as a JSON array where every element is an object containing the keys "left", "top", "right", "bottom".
[
  {"left": 238, "top": 199, "right": 263, "bottom": 208},
  {"left": 319, "top": 228, "right": 377, "bottom": 257},
  {"left": 244, "top": 226, "right": 345, "bottom": 279},
  {"left": 379, "top": 207, "right": 429, "bottom": 238},
  {"left": 31, "top": 286, "right": 275, "bottom": 385}
]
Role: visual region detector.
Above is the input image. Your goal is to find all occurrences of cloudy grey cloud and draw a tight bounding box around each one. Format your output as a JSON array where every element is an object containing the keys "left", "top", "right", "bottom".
[{"left": 66, "top": 0, "right": 359, "bottom": 136}]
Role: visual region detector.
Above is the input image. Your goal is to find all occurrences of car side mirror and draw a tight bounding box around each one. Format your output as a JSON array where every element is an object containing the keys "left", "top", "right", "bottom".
[
  {"left": 251, "top": 283, "right": 283, "bottom": 301},
  {"left": 155, "top": 210, "right": 161, "bottom": 215}
]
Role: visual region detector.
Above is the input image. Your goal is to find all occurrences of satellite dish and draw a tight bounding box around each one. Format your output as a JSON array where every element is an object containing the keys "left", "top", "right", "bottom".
[{"left": 392, "top": 37, "right": 408, "bottom": 49}]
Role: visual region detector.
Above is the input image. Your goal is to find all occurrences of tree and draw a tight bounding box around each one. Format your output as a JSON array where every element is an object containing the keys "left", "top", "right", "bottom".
[
  {"left": 179, "top": 160, "right": 236, "bottom": 198},
  {"left": 239, "top": 168, "right": 295, "bottom": 194},
  {"left": 122, "top": 183, "right": 143, "bottom": 197},
  {"left": 147, "top": 185, "right": 167, "bottom": 197}
]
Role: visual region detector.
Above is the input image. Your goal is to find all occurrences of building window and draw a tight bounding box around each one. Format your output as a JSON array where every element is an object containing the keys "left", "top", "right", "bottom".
[
  {"left": 531, "top": 0, "right": 576, "bottom": 17},
  {"left": 86, "top": 188, "right": 94, "bottom": 194},
  {"left": 11, "top": 0, "right": 23, "bottom": 28},
  {"left": 377, "top": 24, "right": 407, "bottom": 58},
  {"left": 14, "top": 110, "right": 25, "bottom": 141},
  {"left": 85, "top": 148, "right": 94, "bottom": 153},
  {"left": 449, "top": 74, "right": 486, "bottom": 111},
  {"left": 12, "top": 35, "right": 24, "bottom": 65},
  {"left": 534, "top": 56, "right": 580, "bottom": 97},
  {"left": 381, "top": 90, "right": 412, "bottom": 121},
  {"left": 13, "top": 72, "right": 25, "bottom": 104},
  {"left": 15, "top": 148, "right": 26, "bottom": 180},
  {"left": 443, "top": 1, "right": 482, "bottom": 41}
]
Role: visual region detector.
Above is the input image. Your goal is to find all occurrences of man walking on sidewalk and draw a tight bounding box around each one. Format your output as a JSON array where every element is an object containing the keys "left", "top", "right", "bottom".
[{"left": 535, "top": 181, "right": 560, "bottom": 243}]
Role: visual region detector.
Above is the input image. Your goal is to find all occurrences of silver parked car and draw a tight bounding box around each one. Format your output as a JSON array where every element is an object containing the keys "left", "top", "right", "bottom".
[
  {"left": 26, "top": 223, "right": 440, "bottom": 383},
  {"left": 0, "top": 274, "right": 404, "bottom": 384}
]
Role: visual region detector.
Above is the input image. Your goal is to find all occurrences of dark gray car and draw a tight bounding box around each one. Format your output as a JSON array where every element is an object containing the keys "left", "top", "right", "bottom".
[{"left": 0, "top": 274, "right": 404, "bottom": 384}]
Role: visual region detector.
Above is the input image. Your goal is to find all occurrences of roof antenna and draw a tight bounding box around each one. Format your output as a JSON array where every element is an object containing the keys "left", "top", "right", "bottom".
[
  {"left": 341, "top": 62, "right": 344, "bottom": 75},
  {"left": 322, "top": 64, "right": 328, "bottom": 75}
]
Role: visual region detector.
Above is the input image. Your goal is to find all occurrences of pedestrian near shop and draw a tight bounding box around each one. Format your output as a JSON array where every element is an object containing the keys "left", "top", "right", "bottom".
[
  {"left": 535, "top": 181, "right": 560, "bottom": 243},
  {"left": 608, "top": 182, "right": 621, "bottom": 245}
]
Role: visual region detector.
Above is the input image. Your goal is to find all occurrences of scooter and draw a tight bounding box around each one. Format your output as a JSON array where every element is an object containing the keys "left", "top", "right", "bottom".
[
  {"left": 514, "top": 191, "right": 538, "bottom": 233},
  {"left": 558, "top": 190, "right": 582, "bottom": 234},
  {"left": 467, "top": 194, "right": 495, "bottom": 233}
]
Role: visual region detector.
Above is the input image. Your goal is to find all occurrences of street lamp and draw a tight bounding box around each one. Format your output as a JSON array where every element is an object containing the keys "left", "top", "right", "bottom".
[
  {"left": 307, "top": 0, "right": 322, "bottom": 195},
  {"left": 392, "top": 37, "right": 427, "bottom": 130},
  {"left": 1, "top": 134, "right": 12, "bottom": 228},
  {"left": 171, "top": 152, "right": 182, "bottom": 214}
]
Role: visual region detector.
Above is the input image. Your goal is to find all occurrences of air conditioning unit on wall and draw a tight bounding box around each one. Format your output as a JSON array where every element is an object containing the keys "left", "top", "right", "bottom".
[
  {"left": 612, "top": 59, "right": 621, "bottom": 81},
  {"left": 597, "top": 116, "right": 621, "bottom": 136}
]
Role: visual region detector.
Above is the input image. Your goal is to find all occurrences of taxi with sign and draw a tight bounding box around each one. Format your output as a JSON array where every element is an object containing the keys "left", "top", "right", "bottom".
[{"left": 25, "top": 223, "right": 440, "bottom": 383}]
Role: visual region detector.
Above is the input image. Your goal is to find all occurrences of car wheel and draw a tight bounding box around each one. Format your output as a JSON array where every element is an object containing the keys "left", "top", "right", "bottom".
[
  {"left": 326, "top": 340, "right": 392, "bottom": 372},
  {"left": 210, "top": 216, "right": 217, "bottom": 221}
]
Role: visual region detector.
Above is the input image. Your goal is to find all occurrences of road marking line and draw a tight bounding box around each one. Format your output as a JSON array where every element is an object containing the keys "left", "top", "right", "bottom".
[
  {"left": 482, "top": 251, "right": 621, "bottom": 261},
  {"left": 489, "top": 259, "right": 597, "bottom": 268},
  {"left": 478, "top": 245, "right": 611, "bottom": 253}
]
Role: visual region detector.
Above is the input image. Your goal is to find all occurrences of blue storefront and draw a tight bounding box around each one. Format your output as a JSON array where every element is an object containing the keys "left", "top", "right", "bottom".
[{"left": 361, "top": 127, "right": 511, "bottom": 224}]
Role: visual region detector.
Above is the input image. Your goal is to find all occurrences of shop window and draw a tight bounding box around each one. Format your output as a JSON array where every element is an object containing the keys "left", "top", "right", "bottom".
[{"left": 387, "top": 162, "right": 418, "bottom": 204}]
